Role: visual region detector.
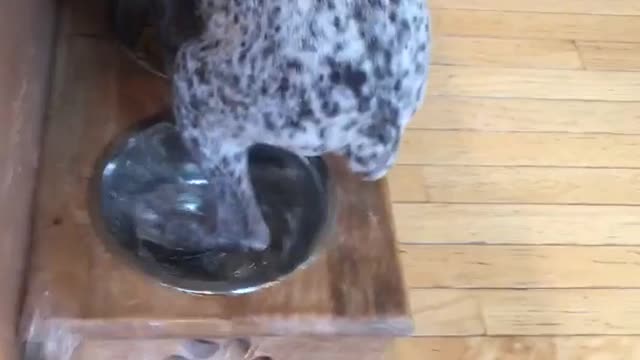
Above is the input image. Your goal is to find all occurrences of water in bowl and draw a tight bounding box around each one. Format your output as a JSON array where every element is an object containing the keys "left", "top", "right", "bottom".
[{"left": 96, "top": 122, "right": 329, "bottom": 290}]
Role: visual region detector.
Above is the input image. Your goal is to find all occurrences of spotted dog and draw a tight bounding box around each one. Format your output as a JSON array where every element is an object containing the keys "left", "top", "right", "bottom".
[{"left": 116, "top": 0, "right": 430, "bottom": 251}]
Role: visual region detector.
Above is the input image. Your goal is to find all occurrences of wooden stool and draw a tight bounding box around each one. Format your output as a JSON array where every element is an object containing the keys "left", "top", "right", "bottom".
[{"left": 20, "top": 2, "right": 412, "bottom": 359}]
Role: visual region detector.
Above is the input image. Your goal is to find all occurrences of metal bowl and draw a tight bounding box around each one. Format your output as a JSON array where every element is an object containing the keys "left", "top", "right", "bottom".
[{"left": 90, "top": 119, "right": 335, "bottom": 295}]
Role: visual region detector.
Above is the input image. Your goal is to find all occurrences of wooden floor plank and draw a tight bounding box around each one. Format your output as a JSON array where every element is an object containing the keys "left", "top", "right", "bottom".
[
  {"left": 432, "top": 9, "right": 640, "bottom": 42},
  {"left": 390, "top": 336, "right": 640, "bottom": 360},
  {"left": 578, "top": 41, "right": 640, "bottom": 72},
  {"left": 411, "top": 97, "right": 640, "bottom": 134},
  {"left": 401, "top": 245, "right": 640, "bottom": 288},
  {"left": 410, "top": 289, "right": 640, "bottom": 336},
  {"left": 428, "top": 65, "right": 640, "bottom": 101},
  {"left": 392, "top": 0, "right": 640, "bottom": 354},
  {"left": 429, "top": 0, "right": 640, "bottom": 16},
  {"left": 432, "top": 36, "right": 582, "bottom": 69},
  {"left": 388, "top": 166, "right": 640, "bottom": 204},
  {"left": 399, "top": 130, "right": 640, "bottom": 167},
  {"left": 393, "top": 204, "right": 640, "bottom": 245}
]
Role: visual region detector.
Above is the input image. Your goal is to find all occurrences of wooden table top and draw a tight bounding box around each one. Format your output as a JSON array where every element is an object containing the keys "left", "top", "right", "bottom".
[{"left": 20, "top": 0, "right": 411, "bottom": 345}]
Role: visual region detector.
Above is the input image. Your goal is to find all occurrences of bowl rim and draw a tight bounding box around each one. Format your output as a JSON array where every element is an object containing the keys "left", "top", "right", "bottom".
[{"left": 88, "top": 117, "right": 338, "bottom": 296}]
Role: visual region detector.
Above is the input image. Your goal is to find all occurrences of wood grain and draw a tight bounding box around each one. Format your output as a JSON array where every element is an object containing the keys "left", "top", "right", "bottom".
[
  {"left": 74, "top": 337, "right": 390, "bottom": 360},
  {"left": 20, "top": 22, "right": 411, "bottom": 358},
  {"left": 391, "top": 337, "right": 640, "bottom": 360},
  {"left": 401, "top": 245, "right": 640, "bottom": 288},
  {"left": 410, "top": 289, "right": 640, "bottom": 336},
  {"left": 432, "top": 36, "right": 582, "bottom": 69},
  {"left": 432, "top": 9, "right": 640, "bottom": 42},
  {"left": 578, "top": 42, "right": 640, "bottom": 72},
  {"left": 393, "top": 204, "right": 640, "bottom": 245},
  {"left": 411, "top": 97, "right": 640, "bottom": 134},
  {"left": 429, "top": 0, "right": 640, "bottom": 16},
  {"left": 388, "top": 166, "right": 640, "bottom": 204},
  {"left": 0, "top": 1, "right": 56, "bottom": 359},
  {"left": 428, "top": 65, "right": 640, "bottom": 101},
  {"left": 394, "top": 0, "right": 640, "bottom": 356},
  {"left": 398, "top": 130, "right": 640, "bottom": 167}
]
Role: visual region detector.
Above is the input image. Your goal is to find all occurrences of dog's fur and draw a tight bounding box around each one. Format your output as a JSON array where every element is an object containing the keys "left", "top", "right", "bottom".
[{"left": 117, "top": 0, "right": 430, "bottom": 250}]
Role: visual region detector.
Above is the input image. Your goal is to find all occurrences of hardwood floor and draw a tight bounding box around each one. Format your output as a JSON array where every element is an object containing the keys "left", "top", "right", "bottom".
[{"left": 391, "top": 1, "right": 640, "bottom": 358}]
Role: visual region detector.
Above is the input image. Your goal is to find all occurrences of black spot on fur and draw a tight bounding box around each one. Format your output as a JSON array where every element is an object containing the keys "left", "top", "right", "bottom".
[
  {"left": 358, "top": 96, "right": 372, "bottom": 113},
  {"left": 367, "top": 36, "right": 381, "bottom": 54},
  {"left": 262, "top": 42, "right": 276, "bottom": 57},
  {"left": 286, "top": 59, "right": 303, "bottom": 72},
  {"left": 189, "top": 98, "right": 206, "bottom": 112},
  {"left": 342, "top": 66, "right": 367, "bottom": 96},
  {"left": 321, "top": 100, "right": 340, "bottom": 117},
  {"left": 278, "top": 76, "right": 290, "bottom": 97},
  {"left": 394, "top": 79, "right": 402, "bottom": 92},
  {"left": 268, "top": 6, "right": 282, "bottom": 27},
  {"left": 354, "top": 154, "right": 367, "bottom": 166},
  {"left": 238, "top": 50, "right": 247, "bottom": 63},
  {"left": 400, "top": 18, "right": 411, "bottom": 33},
  {"left": 329, "top": 70, "right": 340, "bottom": 84},
  {"left": 286, "top": 115, "right": 304, "bottom": 130},
  {"left": 220, "top": 157, "right": 231, "bottom": 169},
  {"left": 327, "top": 62, "right": 368, "bottom": 96},
  {"left": 298, "top": 97, "right": 314, "bottom": 118},
  {"left": 325, "top": 56, "right": 338, "bottom": 69},
  {"left": 195, "top": 64, "right": 207, "bottom": 82},
  {"left": 384, "top": 50, "right": 392, "bottom": 67},
  {"left": 301, "top": 38, "right": 317, "bottom": 52},
  {"left": 353, "top": 5, "right": 365, "bottom": 21},
  {"left": 189, "top": 137, "right": 199, "bottom": 149}
]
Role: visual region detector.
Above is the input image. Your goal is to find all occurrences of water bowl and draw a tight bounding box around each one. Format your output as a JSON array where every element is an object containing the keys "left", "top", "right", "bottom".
[{"left": 90, "top": 119, "right": 335, "bottom": 295}]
